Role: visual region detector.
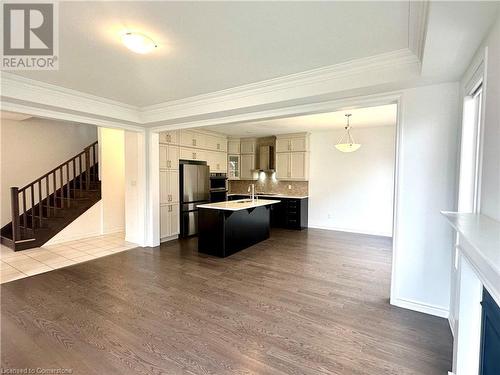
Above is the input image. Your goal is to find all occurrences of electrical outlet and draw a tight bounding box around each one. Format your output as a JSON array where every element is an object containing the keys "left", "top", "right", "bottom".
[
  {"left": 288, "top": 184, "right": 292, "bottom": 190},
  {"left": 327, "top": 213, "right": 332, "bottom": 219}
]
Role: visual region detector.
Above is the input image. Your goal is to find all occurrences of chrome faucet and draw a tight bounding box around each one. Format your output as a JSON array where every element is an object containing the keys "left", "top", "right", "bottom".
[{"left": 248, "top": 184, "right": 255, "bottom": 201}]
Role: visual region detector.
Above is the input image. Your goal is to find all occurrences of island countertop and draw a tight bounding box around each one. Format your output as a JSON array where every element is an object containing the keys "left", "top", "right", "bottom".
[{"left": 198, "top": 199, "right": 280, "bottom": 211}]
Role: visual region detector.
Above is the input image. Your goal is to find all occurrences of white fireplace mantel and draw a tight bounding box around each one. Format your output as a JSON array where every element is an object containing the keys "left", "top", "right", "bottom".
[
  {"left": 442, "top": 212, "right": 500, "bottom": 306},
  {"left": 442, "top": 212, "right": 500, "bottom": 375}
]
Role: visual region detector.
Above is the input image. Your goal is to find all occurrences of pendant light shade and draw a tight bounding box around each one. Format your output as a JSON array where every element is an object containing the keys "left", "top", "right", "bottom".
[{"left": 335, "top": 113, "right": 361, "bottom": 152}]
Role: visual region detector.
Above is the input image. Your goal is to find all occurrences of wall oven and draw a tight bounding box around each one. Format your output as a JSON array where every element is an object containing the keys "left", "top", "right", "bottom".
[{"left": 209, "top": 173, "right": 228, "bottom": 203}]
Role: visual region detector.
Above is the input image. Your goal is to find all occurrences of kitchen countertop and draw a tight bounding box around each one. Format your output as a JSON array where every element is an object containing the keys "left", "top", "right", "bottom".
[
  {"left": 227, "top": 193, "right": 308, "bottom": 199},
  {"left": 198, "top": 199, "right": 281, "bottom": 211}
]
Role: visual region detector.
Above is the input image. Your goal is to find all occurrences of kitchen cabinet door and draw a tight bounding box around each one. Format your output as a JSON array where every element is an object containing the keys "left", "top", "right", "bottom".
[
  {"left": 160, "top": 205, "right": 169, "bottom": 239},
  {"left": 160, "top": 170, "right": 169, "bottom": 204},
  {"left": 159, "top": 130, "right": 179, "bottom": 145},
  {"left": 205, "top": 150, "right": 216, "bottom": 172},
  {"left": 217, "top": 152, "right": 227, "bottom": 173},
  {"left": 228, "top": 155, "right": 240, "bottom": 179},
  {"left": 290, "top": 137, "right": 308, "bottom": 152},
  {"left": 159, "top": 145, "right": 168, "bottom": 169},
  {"left": 240, "top": 154, "right": 256, "bottom": 179},
  {"left": 168, "top": 170, "right": 179, "bottom": 203},
  {"left": 290, "top": 152, "right": 308, "bottom": 179},
  {"left": 276, "top": 152, "right": 290, "bottom": 179},
  {"left": 216, "top": 137, "right": 227, "bottom": 152},
  {"left": 240, "top": 139, "right": 256, "bottom": 154},
  {"left": 228, "top": 139, "right": 240, "bottom": 154},
  {"left": 180, "top": 130, "right": 194, "bottom": 147},
  {"left": 169, "top": 204, "right": 180, "bottom": 235},
  {"left": 276, "top": 138, "right": 290, "bottom": 153},
  {"left": 167, "top": 146, "right": 179, "bottom": 169},
  {"left": 180, "top": 147, "right": 205, "bottom": 161}
]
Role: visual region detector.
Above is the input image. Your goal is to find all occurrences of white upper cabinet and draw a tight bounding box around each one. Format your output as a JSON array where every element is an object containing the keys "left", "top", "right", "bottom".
[
  {"left": 180, "top": 130, "right": 226, "bottom": 152},
  {"left": 180, "top": 147, "right": 206, "bottom": 161},
  {"left": 160, "top": 145, "right": 179, "bottom": 170},
  {"left": 159, "top": 130, "right": 179, "bottom": 145},
  {"left": 276, "top": 133, "right": 309, "bottom": 152},
  {"left": 290, "top": 152, "right": 308, "bottom": 179},
  {"left": 228, "top": 139, "right": 240, "bottom": 154},
  {"left": 228, "top": 155, "right": 240, "bottom": 179},
  {"left": 180, "top": 130, "right": 205, "bottom": 148},
  {"left": 275, "top": 152, "right": 309, "bottom": 181},
  {"left": 240, "top": 138, "right": 257, "bottom": 154},
  {"left": 240, "top": 154, "right": 257, "bottom": 180}
]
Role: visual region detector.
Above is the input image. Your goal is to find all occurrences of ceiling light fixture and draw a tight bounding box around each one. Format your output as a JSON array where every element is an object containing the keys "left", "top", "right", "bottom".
[
  {"left": 335, "top": 113, "right": 361, "bottom": 152},
  {"left": 121, "top": 32, "right": 157, "bottom": 54}
]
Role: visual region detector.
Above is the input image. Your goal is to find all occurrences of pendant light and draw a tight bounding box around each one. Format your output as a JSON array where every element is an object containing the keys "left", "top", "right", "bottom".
[{"left": 335, "top": 113, "right": 361, "bottom": 152}]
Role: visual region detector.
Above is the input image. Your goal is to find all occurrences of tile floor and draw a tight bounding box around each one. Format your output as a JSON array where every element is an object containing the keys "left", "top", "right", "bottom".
[{"left": 0, "top": 232, "right": 137, "bottom": 284}]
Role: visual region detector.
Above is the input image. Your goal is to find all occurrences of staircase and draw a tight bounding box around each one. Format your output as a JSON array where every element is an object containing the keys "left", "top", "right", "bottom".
[{"left": 1, "top": 141, "right": 101, "bottom": 251}]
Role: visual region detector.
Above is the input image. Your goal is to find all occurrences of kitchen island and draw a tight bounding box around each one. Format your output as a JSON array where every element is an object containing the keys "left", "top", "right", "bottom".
[{"left": 197, "top": 199, "right": 280, "bottom": 257}]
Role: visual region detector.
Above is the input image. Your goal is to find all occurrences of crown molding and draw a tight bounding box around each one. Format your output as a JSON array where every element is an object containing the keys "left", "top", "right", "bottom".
[
  {"left": 1, "top": 100, "right": 145, "bottom": 132},
  {"left": 141, "top": 49, "right": 420, "bottom": 124},
  {"left": 1, "top": 48, "right": 422, "bottom": 128},
  {"left": 149, "top": 91, "right": 403, "bottom": 133},
  {"left": 1, "top": 72, "right": 141, "bottom": 124},
  {"left": 408, "top": 0, "right": 429, "bottom": 63}
]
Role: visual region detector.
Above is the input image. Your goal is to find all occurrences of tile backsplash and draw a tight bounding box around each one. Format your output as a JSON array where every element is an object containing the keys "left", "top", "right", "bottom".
[{"left": 229, "top": 174, "right": 308, "bottom": 196}]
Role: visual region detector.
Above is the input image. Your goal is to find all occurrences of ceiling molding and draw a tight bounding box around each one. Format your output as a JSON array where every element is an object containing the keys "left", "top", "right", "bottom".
[
  {"left": 408, "top": 0, "right": 429, "bottom": 64},
  {"left": 1, "top": 72, "right": 141, "bottom": 124},
  {"left": 141, "top": 49, "right": 420, "bottom": 124},
  {"left": 149, "top": 92, "right": 403, "bottom": 133},
  {"left": 1, "top": 101, "right": 145, "bottom": 132},
  {"left": 1, "top": 49, "right": 419, "bottom": 128}
]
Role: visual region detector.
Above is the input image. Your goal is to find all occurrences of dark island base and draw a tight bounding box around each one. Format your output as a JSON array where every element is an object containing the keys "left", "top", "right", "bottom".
[{"left": 198, "top": 205, "right": 271, "bottom": 257}]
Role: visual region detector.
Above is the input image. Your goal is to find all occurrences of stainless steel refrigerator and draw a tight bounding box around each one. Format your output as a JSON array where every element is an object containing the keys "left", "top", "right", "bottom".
[{"left": 180, "top": 161, "right": 209, "bottom": 237}]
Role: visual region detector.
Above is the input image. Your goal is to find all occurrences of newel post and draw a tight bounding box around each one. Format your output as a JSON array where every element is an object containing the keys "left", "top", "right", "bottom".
[{"left": 10, "top": 187, "right": 20, "bottom": 242}]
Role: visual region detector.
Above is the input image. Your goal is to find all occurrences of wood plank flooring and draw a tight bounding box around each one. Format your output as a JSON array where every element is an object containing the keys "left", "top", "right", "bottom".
[{"left": 1, "top": 228, "right": 452, "bottom": 375}]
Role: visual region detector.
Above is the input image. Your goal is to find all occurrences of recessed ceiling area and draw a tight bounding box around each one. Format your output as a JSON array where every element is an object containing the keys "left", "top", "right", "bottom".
[
  {"left": 11, "top": 2, "right": 410, "bottom": 106},
  {"left": 199, "top": 104, "right": 397, "bottom": 137}
]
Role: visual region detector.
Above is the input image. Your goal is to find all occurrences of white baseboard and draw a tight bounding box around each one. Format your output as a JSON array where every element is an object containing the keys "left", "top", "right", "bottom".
[
  {"left": 44, "top": 230, "right": 103, "bottom": 245},
  {"left": 390, "top": 297, "right": 449, "bottom": 319},
  {"left": 307, "top": 224, "right": 392, "bottom": 238},
  {"left": 160, "top": 234, "right": 179, "bottom": 243},
  {"left": 102, "top": 226, "right": 124, "bottom": 235}
]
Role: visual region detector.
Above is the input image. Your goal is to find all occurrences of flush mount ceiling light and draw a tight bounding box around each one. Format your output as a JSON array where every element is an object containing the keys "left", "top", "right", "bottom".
[
  {"left": 335, "top": 113, "right": 361, "bottom": 152},
  {"left": 121, "top": 32, "right": 157, "bottom": 54}
]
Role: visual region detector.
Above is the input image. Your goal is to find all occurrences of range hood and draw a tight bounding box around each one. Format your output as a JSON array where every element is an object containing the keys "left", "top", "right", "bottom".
[{"left": 254, "top": 145, "right": 275, "bottom": 172}]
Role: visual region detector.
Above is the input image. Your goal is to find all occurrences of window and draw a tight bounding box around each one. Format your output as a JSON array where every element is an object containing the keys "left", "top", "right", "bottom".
[{"left": 458, "top": 82, "right": 483, "bottom": 213}]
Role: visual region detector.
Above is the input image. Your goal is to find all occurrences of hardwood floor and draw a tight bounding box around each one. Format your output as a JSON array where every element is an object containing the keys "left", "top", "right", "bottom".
[{"left": 1, "top": 228, "right": 452, "bottom": 374}]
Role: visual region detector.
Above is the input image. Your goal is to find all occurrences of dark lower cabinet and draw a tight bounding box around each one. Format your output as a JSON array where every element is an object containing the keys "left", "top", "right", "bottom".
[
  {"left": 227, "top": 195, "right": 308, "bottom": 230},
  {"left": 480, "top": 288, "right": 500, "bottom": 375}
]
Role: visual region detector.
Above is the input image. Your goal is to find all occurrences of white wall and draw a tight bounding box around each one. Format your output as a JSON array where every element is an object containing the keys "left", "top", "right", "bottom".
[
  {"left": 45, "top": 201, "right": 103, "bottom": 244},
  {"left": 0, "top": 118, "right": 97, "bottom": 226},
  {"left": 124, "top": 131, "right": 146, "bottom": 245},
  {"left": 391, "top": 82, "right": 460, "bottom": 317},
  {"left": 309, "top": 125, "right": 395, "bottom": 236},
  {"left": 99, "top": 127, "right": 125, "bottom": 234}
]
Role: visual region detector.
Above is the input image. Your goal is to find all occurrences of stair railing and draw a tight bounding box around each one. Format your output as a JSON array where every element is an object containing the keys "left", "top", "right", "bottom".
[{"left": 10, "top": 141, "right": 98, "bottom": 242}]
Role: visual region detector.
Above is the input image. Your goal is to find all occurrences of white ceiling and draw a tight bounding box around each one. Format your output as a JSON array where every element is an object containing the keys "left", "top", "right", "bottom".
[
  {"left": 201, "top": 104, "right": 397, "bottom": 137},
  {"left": 12, "top": 1, "right": 410, "bottom": 106}
]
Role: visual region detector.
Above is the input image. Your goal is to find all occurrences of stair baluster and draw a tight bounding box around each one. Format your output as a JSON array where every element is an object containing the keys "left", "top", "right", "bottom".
[{"left": 4, "top": 141, "right": 98, "bottom": 251}]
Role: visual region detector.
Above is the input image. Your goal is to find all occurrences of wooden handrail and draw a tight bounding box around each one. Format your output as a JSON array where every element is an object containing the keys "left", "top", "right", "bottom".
[
  {"left": 19, "top": 141, "right": 98, "bottom": 192},
  {"left": 10, "top": 141, "right": 98, "bottom": 241}
]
